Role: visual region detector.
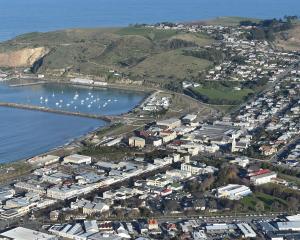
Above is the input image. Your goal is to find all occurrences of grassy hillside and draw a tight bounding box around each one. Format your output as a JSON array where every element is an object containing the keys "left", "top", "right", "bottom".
[
  {"left": 117, "top": 26, "right": 178, "bottom": 41},
  {"left": 128, "top": 50, "right": 212, "bottom": 81},
  {"left": 0, "top": 26, "right": 214, "bottom": 86},
  {"left": 276, "top": 23, "right": 300, "bottom": 50}
]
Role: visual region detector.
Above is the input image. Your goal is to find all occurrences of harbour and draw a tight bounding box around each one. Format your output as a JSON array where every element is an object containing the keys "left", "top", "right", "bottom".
[
  {"left": 0, "top": 81, "right": 147, "bottom": 116},
  {"left": 0, "top": 81, "right": 147, "bottom": 163}
]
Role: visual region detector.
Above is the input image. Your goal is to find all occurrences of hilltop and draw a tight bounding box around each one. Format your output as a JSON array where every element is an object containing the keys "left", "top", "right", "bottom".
[
  {"left": 0, "top": 26, "right": 213, "bottom": 88},
  {"left": 187, "top": 16, "right": 261, "bottom": 26}
]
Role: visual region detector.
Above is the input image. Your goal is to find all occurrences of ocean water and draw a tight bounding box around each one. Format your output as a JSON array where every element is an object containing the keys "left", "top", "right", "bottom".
[
  {"left": 0, "top": 0, "right": 299, "bottom": 41},
  {"left": 0, "top": 83, "right": 146, "bottom": 163},
  {"left": 0, "top": 107, "right": 105, "bottom": 163}
]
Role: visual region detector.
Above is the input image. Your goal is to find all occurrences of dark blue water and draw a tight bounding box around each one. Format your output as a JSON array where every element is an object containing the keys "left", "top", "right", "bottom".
[
  {"left": 0, "top": 107, "right": 104, "bottom": 163},
  {"left": 0, "top": 0, "right": 299, "bottom": 41}
]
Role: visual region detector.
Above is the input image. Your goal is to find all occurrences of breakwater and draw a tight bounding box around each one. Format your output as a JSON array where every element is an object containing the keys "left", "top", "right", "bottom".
[{"left": 0, "top": 102, "right": 113, "bottom": 122}]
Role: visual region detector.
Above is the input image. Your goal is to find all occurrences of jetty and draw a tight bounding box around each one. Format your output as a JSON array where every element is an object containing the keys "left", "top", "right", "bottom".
[
  {"left": 0, "top": 102, "right": 114, "bottom": 122},
  {"left": 9, "top": 81, "right": 46, "bottom": 87}
]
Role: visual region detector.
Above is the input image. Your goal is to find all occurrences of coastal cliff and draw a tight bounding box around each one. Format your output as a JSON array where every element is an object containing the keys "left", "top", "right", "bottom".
[{"left": 0, "top": 47, "right": 49, "bottom": 67}]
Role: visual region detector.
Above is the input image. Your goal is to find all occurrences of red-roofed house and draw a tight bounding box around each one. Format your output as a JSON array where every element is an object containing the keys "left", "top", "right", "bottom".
[{"left": 249, "top": 169, "right": 277, "bottom": 185}]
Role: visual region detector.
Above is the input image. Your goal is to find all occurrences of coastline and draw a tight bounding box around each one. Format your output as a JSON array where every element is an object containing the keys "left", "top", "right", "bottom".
[
  {"left": 45, "top": 78, "right": 157, "bottom": 93},
  {"left": 0, "top": 79, "right": 153, "bottom": 167}
]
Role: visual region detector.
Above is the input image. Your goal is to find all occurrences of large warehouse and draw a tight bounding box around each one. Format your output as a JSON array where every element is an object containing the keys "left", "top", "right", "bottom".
[
  {"left": 63, "top": 154, "right": 92, "bottom": 165},
  {"left": 216, "top": 184, "right": 252, "bottom": 200}
]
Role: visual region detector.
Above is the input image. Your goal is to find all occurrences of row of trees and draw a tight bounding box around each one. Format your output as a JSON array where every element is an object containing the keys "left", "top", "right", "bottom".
[
  {"left": 183, "top": 48, "right": 225, "bottom": 64},
  {"left": 240, "top": 16, "right": 299, "bottom": 41},
  {"left": 165, "top": 39, "right": 197, "bottom": 50}
]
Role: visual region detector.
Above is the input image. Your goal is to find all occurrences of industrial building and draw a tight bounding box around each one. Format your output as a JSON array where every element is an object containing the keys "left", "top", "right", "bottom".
[
  {"left": 28, "top": 155, "right": 60, "bottom": 166},
  {"left": 0, "top": 227, "right": 57, "bottom": 240},
  {"left": 237, "top": 223, "right": 257, "bottom": 238},
  {"left": 182, "top": 114, "right": 197, "bottom": 125},
  {"left": 205, "top": 223, "right": 236, "bottom": 233},
  {"left": 156, "top": 118, "right": 181, "bottom": 129},
  {"left": 128, "top": 136, "right": 146, "bottom": 148},
  {"left": 276, "top": 221, "right": 300, "bottom": 231},
  {"left": 216, "top": 184, "right": 252, "bottom": 200},
  {"left": 70, "top": 78, "right": 94, "bottom": 85},
  {"left": 195, "top": 124, "right": 239, "bottom": 141},
  {"left": 63, "top": 154, "right": 92, "bottom": 165}
]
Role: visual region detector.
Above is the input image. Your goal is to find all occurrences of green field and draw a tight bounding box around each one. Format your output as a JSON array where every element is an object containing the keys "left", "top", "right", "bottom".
[
  {"left": 241, "top": 192, "right": 287, "bottom": 212},
  {"left": 193, "top": 85, "right": 254, "bottom": 105}
]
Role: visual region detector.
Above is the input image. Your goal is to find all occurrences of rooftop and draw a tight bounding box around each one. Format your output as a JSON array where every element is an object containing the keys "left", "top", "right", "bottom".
[{"left": 0, "top": 227, "right": 57, "bottom": 240}]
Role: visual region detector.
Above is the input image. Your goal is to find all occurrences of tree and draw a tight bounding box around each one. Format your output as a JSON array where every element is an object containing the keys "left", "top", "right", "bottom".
[
  {"left": 255, "top": 201, "right": 265, "bottom": 212},
  {"left": 185, "top": 180, "right": 201, "bottom": 193},
  {"left": 218, "top": 198, "right": 234, "bottom": 209},
  {"left": 216, "top": 163, "right": 240, "bottom": 186},
  {"left": 193, "top": 191, "right": 204, "bottom": 199},
  {"left": 127, "top": 208, "right": 140, "bottom": 219},
  {"left": 207, "top": 198, "right": 218, "bottom": 210},
  {"left": 287, "top": 197, "right": 299, "bottom": 212},
  {"left": 167, "top": 39, "right": 196, "bottom": 49},
  {"left": 265, "top": 29, "right": 275, "bottom": 41},
  {"left": 201, "top": 175, "right": 215, "bottom": 191},
  {"left": 249, "top": 28, "right": 266, "bottom": 40},
  {"left": 139, "top": 207, "right": 151, "bottom": 217},
  {"left": 114, "top": 208, "right": 125, "bottom": 219},
  {"left": 240, "top": 20, "right": 257, "bottom": 26},
  {"left": 232, "top": 201, "right": 243, "bottom": 212},
  {"left": 271, "top": 201, "right": 281, "bottom": 211},
  {"left": 163, "top": 199, "right": 179, "bottom": 212}
]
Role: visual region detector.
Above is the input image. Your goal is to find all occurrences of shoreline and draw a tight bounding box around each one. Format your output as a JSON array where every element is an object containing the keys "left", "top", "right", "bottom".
[
  {"left": 45, "top": 78, "right": 157, "bottom": 93},
  {"left": 0, "top": 80, "right": 154, "bottom": 166},
  {"left": 0, "top": 118, "right": 107, "bottom": 166}
]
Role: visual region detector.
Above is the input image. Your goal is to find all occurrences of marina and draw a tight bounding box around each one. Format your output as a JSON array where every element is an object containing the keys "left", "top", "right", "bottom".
[
  {"left": 0, "top": 81, "right": 147, "bottom": 163},
  {"left": 0, "top": 82, "right": 146, "bottom": 116}
]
